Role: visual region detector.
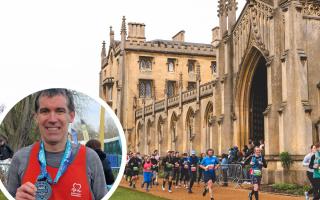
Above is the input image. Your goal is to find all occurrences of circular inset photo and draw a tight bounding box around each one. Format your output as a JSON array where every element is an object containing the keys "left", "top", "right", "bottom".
[{"left": 0, "top": 88, "right": 126, "bottom": 200}]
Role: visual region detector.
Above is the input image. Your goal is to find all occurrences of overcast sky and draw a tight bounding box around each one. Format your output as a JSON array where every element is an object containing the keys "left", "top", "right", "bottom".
[{"left": 0, "top": 0, "right": 246, "bottom": 111}]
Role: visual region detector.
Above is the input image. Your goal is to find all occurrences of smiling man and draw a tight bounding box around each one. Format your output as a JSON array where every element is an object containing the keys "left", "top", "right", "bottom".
[{"left": 7, "top": 88, "right": 107, "bottom": 200}]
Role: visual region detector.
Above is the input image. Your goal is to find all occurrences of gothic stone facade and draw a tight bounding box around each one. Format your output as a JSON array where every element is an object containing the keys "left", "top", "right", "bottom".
[
  {"left": 100, "top": 18, "right": 217, "bottom": 152},
  {"left": 100, "top": 0, "right": 320, "bottom": 184}
]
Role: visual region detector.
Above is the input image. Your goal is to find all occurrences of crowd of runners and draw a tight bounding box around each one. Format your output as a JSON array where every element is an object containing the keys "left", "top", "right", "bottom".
[{"left": 124, "top": 139, "right": 267, "bottom": 200}]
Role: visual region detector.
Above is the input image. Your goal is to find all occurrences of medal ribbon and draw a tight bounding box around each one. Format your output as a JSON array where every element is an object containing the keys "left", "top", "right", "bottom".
[{"left": 37, "top": 140, "right": 73, "bottom": 184}]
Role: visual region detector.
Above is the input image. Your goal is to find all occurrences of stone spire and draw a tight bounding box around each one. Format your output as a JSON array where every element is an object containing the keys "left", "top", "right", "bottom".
[
  {"left": 121, "top": 16, "right": 127, "bottom": 35},
  {"left": 226, "top": 0, "right": 237, "bottom": 10},
  {"left": 226, "top": 0, "right": 237, "bottom": 33},
  {"left": 218, "top": 0, "right": 227, "bottom": 36},
  {"left": 217, "top": 0, "right": 226, "bottom": 17},
  {"left": 109, "top": 26, "right": 114, "bottom": 44},
  {"left": 101, "top": 40, "right": 106, "bottom": 58}
]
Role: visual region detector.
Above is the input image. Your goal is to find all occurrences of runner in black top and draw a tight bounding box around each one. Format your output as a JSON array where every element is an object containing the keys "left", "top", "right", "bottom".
[
  {"left": 188, "top": 150, "right": 199, "bottom": 193},
  {"left": 173, "top": 151, "right": 181, "bottom": 187},
  {"left": 128, "top": 152, "right": 141, "bottom": 188},
  {"left": 162, "top": 150, "right": 175, "bottom": 192},
  {"left": 150, "top": 153, "right": 159, "bottom": 185}
]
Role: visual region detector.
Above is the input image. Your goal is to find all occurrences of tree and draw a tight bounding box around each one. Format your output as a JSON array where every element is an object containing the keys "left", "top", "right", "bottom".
[{"left": 0, "top": 95, "right": 39, "bottom": 151}]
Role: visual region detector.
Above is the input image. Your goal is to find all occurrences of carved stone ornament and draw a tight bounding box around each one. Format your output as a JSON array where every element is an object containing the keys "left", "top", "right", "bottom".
[{"left": 302, "top": 1, "right": 320, "bottom": 17}]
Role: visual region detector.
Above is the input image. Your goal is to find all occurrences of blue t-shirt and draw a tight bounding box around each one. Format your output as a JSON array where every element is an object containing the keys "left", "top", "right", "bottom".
[
  {"left": 201, "top": 156, "right": 219, "bottom": 174},
  {"left": 250, "top": 156, "right": 263, "bottom": 170}
]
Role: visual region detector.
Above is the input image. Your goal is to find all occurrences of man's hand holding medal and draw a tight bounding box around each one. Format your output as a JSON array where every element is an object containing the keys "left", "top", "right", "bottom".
[{"left": 16, "top": 182, "right": 37, "bottom": 200}]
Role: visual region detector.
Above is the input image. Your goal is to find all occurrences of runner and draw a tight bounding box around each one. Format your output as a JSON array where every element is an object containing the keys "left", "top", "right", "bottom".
[
  {"left": 180, "top": 153, "right": 190, "bottom": 188},
  {"left": 150, "top": 153, "right": 159, "bottom": 186},
  {"left": 200, "top": 148, "right": 220, "bottom": 200},
  {"left": 303, "top": 144, "right": 316, "bottom": 200},
  {"left": 162, "top": 150, "right": 175, "bottom": 192},
  {"left": 309, "top": 143, "right": 320, "bottom": 199},
  {"left": 173, "top": 151, "right": 181, "bottom": 188},
  {"left": 248, "top": 147, "right": 267, "bottom": 200},
  {"left": 128, "top": 152, "right": 141, "bottom": 188},
  {"left": 142, "top": 156, "right": 153, "bottom": 192},
  {"left": 124, "top": 152, "right": 132, "bottom": 182},
  {"left": 188, "top": 150, "right": 199, "bottom": 193}
]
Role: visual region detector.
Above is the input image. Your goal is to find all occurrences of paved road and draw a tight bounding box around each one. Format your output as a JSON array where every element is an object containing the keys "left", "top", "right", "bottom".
[{"left": 120, "top": 177, "right": 303, "bottom": 200}]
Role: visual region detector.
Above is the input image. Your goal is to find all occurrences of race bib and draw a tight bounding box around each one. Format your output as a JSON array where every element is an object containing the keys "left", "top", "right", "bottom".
[
  {"left": 133, "top": 166, "right": 139, "bottom": 171},
  {"left": 175, "top": 163, "right": 180, "bottom": 168},
  {"left": 208, "top": 164, "right": 214, "bottom": 170},
  {"left": 166, "top": 163, "right": 173, "bottom": 168},
  {"left": 191, "top": 167, "right": 197, "bottom": 172},
  {"left": 252, "top": 169, "right": 262, "bottom": 176},
  {"left": 184, "top": 165, "right": 189, "bottom": 169}
]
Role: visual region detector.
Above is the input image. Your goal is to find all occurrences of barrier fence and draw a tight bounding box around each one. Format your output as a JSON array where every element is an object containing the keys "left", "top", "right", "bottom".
[{"left": 215, "top": 163, "right": 252, "bottom": 188}]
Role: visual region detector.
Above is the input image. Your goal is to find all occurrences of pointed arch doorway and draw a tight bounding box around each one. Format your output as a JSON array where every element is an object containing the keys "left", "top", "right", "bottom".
[
  {"left": 236, "top": 47, "right": 268, "bottom": 147},
  {"left": 249, "top": 57, "right": 268, "bottom": 144}
]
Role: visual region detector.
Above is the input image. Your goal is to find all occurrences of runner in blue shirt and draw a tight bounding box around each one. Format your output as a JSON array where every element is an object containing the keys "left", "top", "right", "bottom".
[
  {"left": 249, "top": 147, "right": 267, "bottom": 200},
  {"left": 200, "top": 148, "right": 219, "bottom": 200}
]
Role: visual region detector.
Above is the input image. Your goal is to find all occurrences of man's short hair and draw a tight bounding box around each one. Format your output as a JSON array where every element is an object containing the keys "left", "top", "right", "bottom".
[
  {"left": 86, "top": 139, "right": 102, "bottom": 150},
  {"left": 34, "top": 88, "right": 75, "bottom": 112},
  {"left": 206, "top": 148, "right": 214, "bottom": 155}
]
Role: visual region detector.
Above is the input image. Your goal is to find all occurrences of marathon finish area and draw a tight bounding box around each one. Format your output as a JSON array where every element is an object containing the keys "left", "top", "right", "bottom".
[{"left": 119, "top": 177, "right": 301, "bottom": 200}]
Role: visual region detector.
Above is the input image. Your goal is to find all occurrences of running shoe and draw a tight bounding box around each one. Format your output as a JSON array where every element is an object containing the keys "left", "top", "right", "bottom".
[
  {"left": 168, "top": 189, "right": 172, "bottom": 193},
  {"left": 188, "top": 189, "right": 193, "bottom": 193},
  {"left": 162, "top": 185, "right": 165, "bottom": 191},
  {"left": 202, "top": 188, "right": 208, "bottom": 196},
  {"left": 304, "top": 191, "right": 309, "bottom": 200}
]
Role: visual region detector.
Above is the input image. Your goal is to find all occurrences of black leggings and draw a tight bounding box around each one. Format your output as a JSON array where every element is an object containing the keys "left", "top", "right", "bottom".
[
  {"left": 307, "top": 171, "right": 314, "bottom": 195},
  {"left": 189, "top": 171, "right": 197, "bottom": 190},
  {"left": 198, "top": 168, "right": 203, "bottom": 182},
  {"left": 314, "top": 177, "right": 320, "bottom": 200}
]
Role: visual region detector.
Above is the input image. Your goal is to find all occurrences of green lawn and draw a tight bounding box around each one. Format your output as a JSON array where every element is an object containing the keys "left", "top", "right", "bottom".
[
  {"left": 0, "top": 186, "right": 169, "bottom": 200},
  {"left": 110, "top": 187, "right": 168, "bottom": 200},
  {"left": 0, "top": 191, "right": 6, "bottom": 200}
]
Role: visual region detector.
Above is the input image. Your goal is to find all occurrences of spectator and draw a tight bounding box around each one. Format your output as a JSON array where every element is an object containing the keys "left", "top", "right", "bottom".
[
  {"left": 86, "top": 139, "right": 115, "bottom": 185},
  {"left": 221, "top": 153, "right": 229, "bottom": 186},
  {"left": 0, "top": 135, "right": 13, "bottom": 161}
]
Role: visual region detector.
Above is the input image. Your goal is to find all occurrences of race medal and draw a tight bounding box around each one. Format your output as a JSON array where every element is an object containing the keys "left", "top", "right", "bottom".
[{"left": 35, "top": 181, "right": 52, "bottom": 200}]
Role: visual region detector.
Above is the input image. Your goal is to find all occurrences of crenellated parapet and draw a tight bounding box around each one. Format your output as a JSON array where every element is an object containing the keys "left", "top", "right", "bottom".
[
  {"left": 135, "top": 80, "right": 216, "bottom": 119},
  {"left": 125, "top": 40, "right": 215, "bottom": 57}
]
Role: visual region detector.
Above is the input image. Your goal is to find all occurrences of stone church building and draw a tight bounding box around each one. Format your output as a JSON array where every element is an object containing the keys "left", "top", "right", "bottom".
[{"left": 100, "top": 0, "right": 320, "bottom": 184}]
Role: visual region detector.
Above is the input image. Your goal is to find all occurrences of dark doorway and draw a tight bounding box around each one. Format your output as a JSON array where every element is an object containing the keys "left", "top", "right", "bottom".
[{"left": 249, "top": 57, "right": 268, "bottom": 144}]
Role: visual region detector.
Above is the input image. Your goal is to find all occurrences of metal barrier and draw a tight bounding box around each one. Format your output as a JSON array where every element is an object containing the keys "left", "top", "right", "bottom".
[{"left": 215, "top": 164, "right": 252, "bottom": 188}]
